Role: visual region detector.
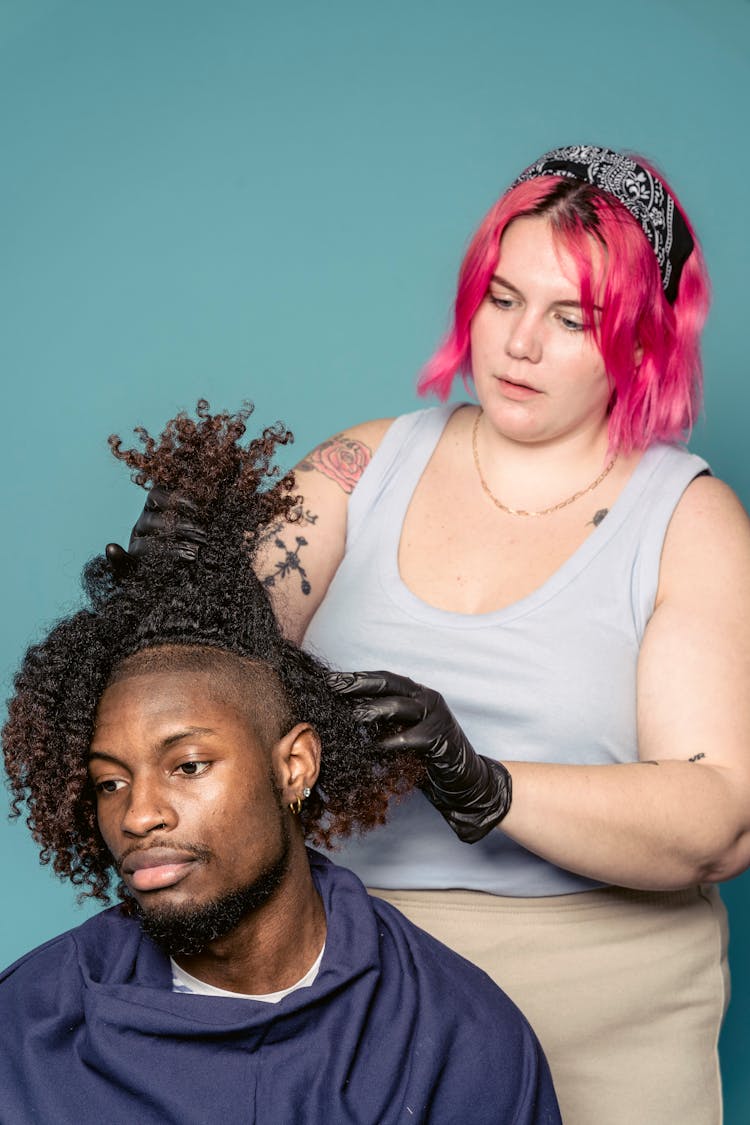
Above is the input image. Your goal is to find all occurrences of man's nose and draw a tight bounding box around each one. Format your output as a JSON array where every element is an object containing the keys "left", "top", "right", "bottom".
[{"left": 121, "top": 777, "right": 176, "bottom": 837}]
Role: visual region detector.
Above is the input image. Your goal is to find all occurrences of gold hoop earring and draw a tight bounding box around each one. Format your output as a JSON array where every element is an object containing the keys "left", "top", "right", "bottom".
[{"left": 289, "top": 786, "right": 311, "bottom": 816}]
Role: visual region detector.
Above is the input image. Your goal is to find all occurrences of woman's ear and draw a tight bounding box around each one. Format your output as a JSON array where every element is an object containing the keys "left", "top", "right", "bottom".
[{"left": 271, "top": 723, "right": 321, "bottom": 807}]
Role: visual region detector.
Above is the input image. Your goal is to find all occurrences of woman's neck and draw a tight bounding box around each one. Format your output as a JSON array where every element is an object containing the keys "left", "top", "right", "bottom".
[{"left": 471, "top": 409, "right": 615, "bottom": 514}]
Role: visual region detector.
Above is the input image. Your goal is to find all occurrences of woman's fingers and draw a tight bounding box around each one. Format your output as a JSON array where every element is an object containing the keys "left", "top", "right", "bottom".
[
  {"left": 130, "top": 489, "right": 208, "bottom": 551},
  {"left": 105, "top": 542, "right": 137, "bottom": 578},
  {"left": 326, "top": 669, "right": 425, "bottom": 700},
  {"left": 349, "top": 694, "right": 425, "bottom": 728}
]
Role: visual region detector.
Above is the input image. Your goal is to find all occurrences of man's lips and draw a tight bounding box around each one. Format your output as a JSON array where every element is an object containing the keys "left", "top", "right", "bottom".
[{"left": 121, "top": 847, "right": 203, "bottom": 893}]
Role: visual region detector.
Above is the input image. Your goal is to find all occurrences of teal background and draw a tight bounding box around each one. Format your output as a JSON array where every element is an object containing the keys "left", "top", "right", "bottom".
[{"left": 1, "top": 0, "right": 748, "bottom": 1115}]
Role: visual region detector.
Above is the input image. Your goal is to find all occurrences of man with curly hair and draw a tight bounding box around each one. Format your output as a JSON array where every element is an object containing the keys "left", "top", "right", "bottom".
[{"left": 0, "top": 404, "right": 559, "bottom": 1125}]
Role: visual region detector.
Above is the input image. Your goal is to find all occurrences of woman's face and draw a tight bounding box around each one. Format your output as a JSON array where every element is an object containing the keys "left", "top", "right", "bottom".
[{"left": 469, "top": 215, "right": 611, "bottom": 447}]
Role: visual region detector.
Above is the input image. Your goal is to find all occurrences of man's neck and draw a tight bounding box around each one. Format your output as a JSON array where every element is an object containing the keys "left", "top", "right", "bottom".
[{"left": 172, "top": 847, "right": 326, "bottom": 995}]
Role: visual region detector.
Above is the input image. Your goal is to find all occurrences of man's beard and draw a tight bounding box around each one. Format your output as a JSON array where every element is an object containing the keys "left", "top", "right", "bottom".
[{"left": 132, "top": 820, "right": 291, "bottom": 958}]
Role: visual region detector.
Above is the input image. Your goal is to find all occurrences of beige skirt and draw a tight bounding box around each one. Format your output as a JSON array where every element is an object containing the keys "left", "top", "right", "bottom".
[{"left": 370, "top": 885, "right": 729, "bottom": 1125}]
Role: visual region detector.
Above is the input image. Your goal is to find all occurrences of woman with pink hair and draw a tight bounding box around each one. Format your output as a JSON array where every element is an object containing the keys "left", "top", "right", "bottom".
[{"left": 111, "top": 146, "right": 750, "bottom": 1123}]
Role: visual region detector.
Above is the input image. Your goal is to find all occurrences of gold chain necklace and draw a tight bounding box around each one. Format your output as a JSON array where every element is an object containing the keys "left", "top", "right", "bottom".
[{"left": 471, "top": 411, "right": 617, "bottom": 517}]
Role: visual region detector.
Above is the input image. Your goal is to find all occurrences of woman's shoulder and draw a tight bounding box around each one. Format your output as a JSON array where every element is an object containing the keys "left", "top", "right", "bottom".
[
  {"left": 330, "top": 416, "right": 397, "bottom": 455},
  {"left": 341, "top": 416, "right": 397, "bottom": 443},
  {"left": 289, "top": 418, "right": 392, "bottom": 498},
  {"left": 317, "top": 404, "right": 458, "bottom": 450},
  {"left": 301, "top": 406, "right": 457, "bottom": 480},
  {"left": 670, "top": 472, "right": 750, "bottom": 543},
  {"left": 659, "top": 472, "right": 750, "bottom": 599}
]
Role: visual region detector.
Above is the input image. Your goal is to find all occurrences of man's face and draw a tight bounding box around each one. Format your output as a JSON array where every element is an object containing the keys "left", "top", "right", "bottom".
[{"left": 88, "top": 668, "right": 293, "bottom": 952}]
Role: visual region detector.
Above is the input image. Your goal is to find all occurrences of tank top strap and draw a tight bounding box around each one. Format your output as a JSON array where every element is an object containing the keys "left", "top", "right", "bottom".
[
  {"left": 347, "top": 404, "right": 459, "bottom": 546},
  {"left": 630, "top": 443, "right": 711, "bottom": 639}
]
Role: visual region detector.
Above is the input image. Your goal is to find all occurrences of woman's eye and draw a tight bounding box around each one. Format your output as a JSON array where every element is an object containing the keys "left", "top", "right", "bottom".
[
  {"left": 489, "top": 295, "right": 514, "bottom": 310},
  {"left": 558, "top": 314, "right": 584, "bottom": 332},
  {"left": 175, "top": 761, "right": 210, "bottom": 777}
]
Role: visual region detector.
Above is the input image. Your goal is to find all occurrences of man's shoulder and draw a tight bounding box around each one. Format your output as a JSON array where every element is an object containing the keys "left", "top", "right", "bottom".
[
  {"left": 312, "top": 853, "right": 520, "bottom": 1013},
  {"left": 1, "top": 929, "right": 75, "bottom": 990},
  {"left": 0, "top": 906, "right": 133, "bottom": 994}
]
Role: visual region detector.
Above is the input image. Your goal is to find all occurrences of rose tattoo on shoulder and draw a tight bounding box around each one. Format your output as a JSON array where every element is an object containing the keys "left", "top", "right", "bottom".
[{"left": 298, "top": 434, "right": 372, "bottom": 494}]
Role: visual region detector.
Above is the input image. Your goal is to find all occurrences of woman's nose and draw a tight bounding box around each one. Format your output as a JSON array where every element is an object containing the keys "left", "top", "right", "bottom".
[{"left": 506, "top": 312, "right": 542, "bottom": 363}]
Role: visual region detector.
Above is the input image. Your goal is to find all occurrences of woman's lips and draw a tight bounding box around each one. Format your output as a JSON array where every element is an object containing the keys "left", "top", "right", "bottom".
[
  {"left": 494, "top": 375, "right": 541, "bottom": 398},
  {"left": 496, "top": 377, "right": 540, "bottom": 400},
  {"left": 122, "top": 847, "right": 201, "bottom": 892}
]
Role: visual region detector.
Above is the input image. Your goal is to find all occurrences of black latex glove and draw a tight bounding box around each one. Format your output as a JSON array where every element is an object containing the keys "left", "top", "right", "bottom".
[
  {"left": 105, "top": 485, "right": 207, "bottom": 579},
  {"left": 327, "top": 669, "right": 512, "bottom": 844}
]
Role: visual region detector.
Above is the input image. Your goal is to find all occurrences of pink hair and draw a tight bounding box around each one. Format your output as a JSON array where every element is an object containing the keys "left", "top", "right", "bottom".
[{"left": 418, "top": 164, "right": 710, "bottom": 453}]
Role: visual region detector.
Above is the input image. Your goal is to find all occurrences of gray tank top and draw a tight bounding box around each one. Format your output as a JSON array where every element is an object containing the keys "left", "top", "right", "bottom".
[{"left": 303, "top": 405, "right": 709, "bottom": 896}]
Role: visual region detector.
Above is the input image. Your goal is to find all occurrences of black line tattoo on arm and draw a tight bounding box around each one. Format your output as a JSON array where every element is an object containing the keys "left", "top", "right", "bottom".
[
  {"left": 258, "top": 505, "right": 319, "bottom": 597},
  {"left": 261, "top": 534, "right": 312, "bottom": 596},
  {"left": 642, "top": 753, "right": 707, "bottom": 766},
  {"left": 256, "top": 506, "right": 318, "bottom": 549}
]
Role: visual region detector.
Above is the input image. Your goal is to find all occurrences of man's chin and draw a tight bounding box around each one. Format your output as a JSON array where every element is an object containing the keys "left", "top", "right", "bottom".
[
  {"left": 134, "top": 895, "right": 245, "bottom": 957},
  {"left": 132, "top": 842, "right": 290, "bottom": 957}
]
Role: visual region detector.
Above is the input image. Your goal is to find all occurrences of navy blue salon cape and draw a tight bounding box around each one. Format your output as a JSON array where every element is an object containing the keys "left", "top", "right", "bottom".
[{"left": 0, "top": 851, "right": 560, "bottom": 1124}]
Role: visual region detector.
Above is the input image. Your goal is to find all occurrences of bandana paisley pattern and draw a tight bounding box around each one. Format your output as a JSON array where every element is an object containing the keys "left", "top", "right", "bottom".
[{"left": 512, "top": 144, "right": 693, "bottom": 303}]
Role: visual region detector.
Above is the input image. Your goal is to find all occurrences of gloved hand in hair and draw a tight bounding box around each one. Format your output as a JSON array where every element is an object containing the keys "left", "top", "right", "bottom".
[
  {"left": 327, "top": 669, "right": 512, "bottom": 844},
  {"left": 105, "top": 485, "right": 207, "bottom": 579}
]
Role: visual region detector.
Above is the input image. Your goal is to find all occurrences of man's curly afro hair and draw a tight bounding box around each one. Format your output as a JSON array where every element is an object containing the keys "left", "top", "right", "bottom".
[{"left": 3, "top": 401, "right": 422, "bottom": 903}]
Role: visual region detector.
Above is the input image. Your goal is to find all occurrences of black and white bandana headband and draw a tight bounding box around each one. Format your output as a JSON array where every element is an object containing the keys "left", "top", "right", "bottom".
[{"left": 512, "top": 145, "right": 694, "bottom": 303}]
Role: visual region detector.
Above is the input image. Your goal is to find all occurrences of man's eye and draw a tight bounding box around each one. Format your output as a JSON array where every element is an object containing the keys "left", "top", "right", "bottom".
[
  {"left": 95, "top": 778, "right": 125, "bottom": 794},
  {"left": 175, "top": 761, "right": 210, "bottom": 777}
]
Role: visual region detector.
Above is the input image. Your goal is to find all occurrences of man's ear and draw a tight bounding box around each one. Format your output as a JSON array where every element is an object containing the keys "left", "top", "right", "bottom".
[{"left": 271, "top": 723, "right": 321, "bottom": 807}]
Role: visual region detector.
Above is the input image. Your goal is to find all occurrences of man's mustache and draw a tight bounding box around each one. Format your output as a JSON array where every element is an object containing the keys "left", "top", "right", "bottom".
[{"left": 115, "top": 840, "right": 212, "bottom": 876}]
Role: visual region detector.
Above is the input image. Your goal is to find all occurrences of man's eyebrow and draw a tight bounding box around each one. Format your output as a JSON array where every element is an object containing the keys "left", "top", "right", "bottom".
[
  {"left": 88, "top": 749, "right": 123, "bottom": 765},
  {"left": 88, "top": 727, "right": 218, "bottom": 763},
  {"left": 161, "top": 726, "right": 217, "bottom": 748}
]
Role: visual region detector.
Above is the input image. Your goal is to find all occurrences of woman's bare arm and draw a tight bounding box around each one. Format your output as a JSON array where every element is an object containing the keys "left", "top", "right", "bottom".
[
  {"left": 498, "top": 475, "right": 750, "bottom": 889},
  {"left": 254, "top": 419, "right": 394, "bottom": 643}
]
